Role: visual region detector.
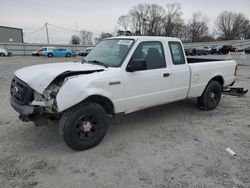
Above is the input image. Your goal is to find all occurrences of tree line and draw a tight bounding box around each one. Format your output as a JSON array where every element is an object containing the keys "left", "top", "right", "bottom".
[{"left": 70, "top": 3, "right": 250, "bottom": 45}]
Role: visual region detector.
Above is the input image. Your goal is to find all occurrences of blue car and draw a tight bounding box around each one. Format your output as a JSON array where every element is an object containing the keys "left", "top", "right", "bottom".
[{"left": 42, "top": 48, "right": 75, "bottom": 57}]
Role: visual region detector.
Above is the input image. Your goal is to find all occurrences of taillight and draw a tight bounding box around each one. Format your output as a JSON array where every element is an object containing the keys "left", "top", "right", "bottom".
[{"left": 234, "top": 65, "right": 238, "bottom": 76}]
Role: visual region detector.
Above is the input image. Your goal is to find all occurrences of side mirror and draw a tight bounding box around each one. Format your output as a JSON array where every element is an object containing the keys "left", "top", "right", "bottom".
[{"left": 126, "top": 59, "right": 146, "bottom": 72}]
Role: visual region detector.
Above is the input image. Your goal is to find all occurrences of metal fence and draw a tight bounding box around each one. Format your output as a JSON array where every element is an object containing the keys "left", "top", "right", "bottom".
[
  {"left": 1, "top": 39, "right": 250, "bottom": 56},
  {"left": 0, "top": 43, "right": 93, "bottom": 56},
  {"left": 183, "top": 39, "right": 250, "bottom": 49}
]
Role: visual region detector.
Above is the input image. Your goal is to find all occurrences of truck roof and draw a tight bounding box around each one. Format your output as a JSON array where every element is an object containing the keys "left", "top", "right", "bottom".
[{"left": 109, "top": 36, "right": 181, "bottom": 42}]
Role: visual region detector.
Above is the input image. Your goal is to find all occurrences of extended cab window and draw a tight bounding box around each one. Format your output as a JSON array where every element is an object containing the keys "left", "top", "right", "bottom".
[
  {"left": 169, "top": 42, "right": 185, "bottom": 65},
  {"left": 131, "top": 41, "right": 166, "bottom": 70}
]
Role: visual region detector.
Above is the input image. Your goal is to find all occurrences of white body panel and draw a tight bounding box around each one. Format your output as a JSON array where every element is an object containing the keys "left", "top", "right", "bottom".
[
  {"left": 15, "top": 62, "right": 104, "bottom": 93},
  {"left": 13, "top": 36, "right": 237, "bottom": 114},
  {"left": 188, "top": 60, "right": 236, "bottom": 98},
  {"left": 56, "top": 68, "right": 125, "bottom": 113}
]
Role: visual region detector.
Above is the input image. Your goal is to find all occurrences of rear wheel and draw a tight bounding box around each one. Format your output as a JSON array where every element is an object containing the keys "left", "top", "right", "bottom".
[
  {"left": 0, "top": 53, "right": 5, "bottom": 57},
  {"left": 48, "top": 53, "right": 53, "bottom": 57},
  {"left": 197, "top": 80, "right": 222, "bottom": 110},
  {"left": 59, "top": 102, "right": 109, "bottom": 151},
  {"left": 66, "top": 53, "right": 71, "bottom": 57}
]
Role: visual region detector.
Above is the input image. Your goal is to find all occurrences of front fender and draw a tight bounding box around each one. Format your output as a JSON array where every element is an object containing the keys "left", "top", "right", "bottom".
[{"left": 56, "top": 78, "right": 112, "bottom": 112}]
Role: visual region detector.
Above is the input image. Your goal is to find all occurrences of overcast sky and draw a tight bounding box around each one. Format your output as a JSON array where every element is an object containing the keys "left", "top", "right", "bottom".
[{"left": 1, "top": 0, "right": 250, "bottom": 44}]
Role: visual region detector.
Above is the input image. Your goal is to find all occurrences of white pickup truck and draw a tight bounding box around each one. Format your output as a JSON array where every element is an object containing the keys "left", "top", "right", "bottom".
[{"left": 10, "top": 36, "right": 237, "bottom": 150}]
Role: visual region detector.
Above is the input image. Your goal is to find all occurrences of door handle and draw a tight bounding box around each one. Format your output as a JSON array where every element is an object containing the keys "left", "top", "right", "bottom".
[{"left": 163, "top": 73, "right": 171, "bottom": 77}]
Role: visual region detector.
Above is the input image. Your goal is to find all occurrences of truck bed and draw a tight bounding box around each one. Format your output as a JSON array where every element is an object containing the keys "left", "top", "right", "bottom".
[{"left": 187, "top": 57, "right": 227, "bottom": 64}]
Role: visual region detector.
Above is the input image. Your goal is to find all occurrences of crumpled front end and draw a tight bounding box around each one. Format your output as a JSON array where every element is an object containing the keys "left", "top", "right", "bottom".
[
  {"left": 10, "top": 65, "right": 105, "bottom": 123},
  {"left": 10, "top": 76, "right": 59, "bottom": 122}
]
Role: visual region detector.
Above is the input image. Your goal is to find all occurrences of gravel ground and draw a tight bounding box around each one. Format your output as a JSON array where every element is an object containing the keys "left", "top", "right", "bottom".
[{"left": 0, "top": 56, "right": 249, "bottom": 188}]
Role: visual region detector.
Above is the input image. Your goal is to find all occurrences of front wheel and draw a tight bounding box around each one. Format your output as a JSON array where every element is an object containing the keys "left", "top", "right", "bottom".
[
  {"left": 0, "top": 53, "right": 5, "bottom": 57},
  {"left": 48, "top": 53, "right": 53, "bottom": 57},
  {"left": 59, "top": 102, "right": 109, "bottom": 151},
  {"left": 65, "top": 53, "right": 71, "bottom": 57},
  {"left": 197, "top": 80, "right": 222, "bottom": 110}
]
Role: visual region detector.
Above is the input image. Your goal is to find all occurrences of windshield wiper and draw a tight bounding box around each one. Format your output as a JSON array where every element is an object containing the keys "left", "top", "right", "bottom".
[{"left": 88, "top": 60, "right": 108, "bottom": 68}]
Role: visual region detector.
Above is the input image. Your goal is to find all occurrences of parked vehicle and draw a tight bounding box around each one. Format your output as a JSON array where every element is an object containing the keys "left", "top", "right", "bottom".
[
  {"left": 42, "top": 48, "right": 75, "bottom": 57},
  {"left": 196, "top": 47, "right": 208, "bottom": 55},
  {"left": 244, "top": 47, "right": 250, "bottom": 54},
  {"left": 218, "top": 45, "right": 236, "bottom": 54},
  {"left": 184, "top": 48, "right": 196, "bottom": 56},
  {"left": 210, "top": 45, "right": 220, "bottom": 54},
  {"left": 0, "top": 47, "right": 8, "bottom": 56},
  {"left": 78, "top": 47, "right": 94, "bottom": 56},
  {"left": 32, "top": 47, "right": 55, "bottom": 56},
  {"left": 10, "top": 36, "right": 238, "bottom": 151},
  {"left": 203, "top": 46, "right": 212, "bottom": 54}
]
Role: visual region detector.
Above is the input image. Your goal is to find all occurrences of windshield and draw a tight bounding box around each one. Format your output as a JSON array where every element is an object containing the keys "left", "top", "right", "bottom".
[{"left": 85, "top": 39, "right": 134, "bottom": 67}]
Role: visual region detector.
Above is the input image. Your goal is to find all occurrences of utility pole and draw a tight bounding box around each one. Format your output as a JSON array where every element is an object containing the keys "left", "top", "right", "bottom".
[{"left": 45, "top": 22, "right": 50, "bottom": 44}]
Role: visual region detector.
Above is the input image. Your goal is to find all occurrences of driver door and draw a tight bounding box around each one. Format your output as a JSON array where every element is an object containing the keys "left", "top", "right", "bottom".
[{"left": 122, "top": 41, "right": 174, "bottom": 113}]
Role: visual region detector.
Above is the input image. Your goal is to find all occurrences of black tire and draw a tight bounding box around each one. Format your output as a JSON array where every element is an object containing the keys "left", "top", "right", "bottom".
[
  {"left": 197, "top": 80, "right": 222, "bottom": 110},
  {"left": 66, "top": 53, "right": 71, "bottom": 57},
  {"left": 48, "top": 53, "right": 53, "bottom": 57},
  {"left": 59, "top": 102, "right": 109, "bottom": 151},
  {"left": 0, "top": 53, "right": 5, "bottom": 57}
]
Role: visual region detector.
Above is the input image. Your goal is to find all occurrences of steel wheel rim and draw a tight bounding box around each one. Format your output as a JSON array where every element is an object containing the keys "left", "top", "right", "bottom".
[
  {"left": 75, "top": 115, "right": 98, "bottom": 141},
  {"left": 208, "top": 90, "right": 220, "bottom": 106}
]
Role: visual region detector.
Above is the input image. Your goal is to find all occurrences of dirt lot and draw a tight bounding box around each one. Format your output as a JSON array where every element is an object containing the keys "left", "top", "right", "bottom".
[{"left": 0, "top": 56, "right": 249, "bottom": 188}]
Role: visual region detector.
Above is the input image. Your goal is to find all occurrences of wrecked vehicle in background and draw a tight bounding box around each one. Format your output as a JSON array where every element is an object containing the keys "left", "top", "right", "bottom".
[{"left": 32, "top": 47, "right": 56, "bottom": 56}]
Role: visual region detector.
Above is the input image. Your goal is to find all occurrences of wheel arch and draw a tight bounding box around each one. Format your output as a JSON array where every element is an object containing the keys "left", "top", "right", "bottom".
[
  {"left": 209, "top": 75, "right": 224, "bottom": 87},
  {"left": 197, "top": 75, "right": 224, "bottom": 98},
  {"left": 47, "top": 52, "right": 53, "bottom": 57},
  {"left": 82, "top": 95, "right": 115, "bottom": 116}
]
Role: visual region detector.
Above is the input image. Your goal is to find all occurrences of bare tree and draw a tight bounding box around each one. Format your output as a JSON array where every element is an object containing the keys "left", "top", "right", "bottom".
[
  {"left": 129, "top": 3, "right": 150, "bottom": 35},
  {"left": 117, "top": 15, "right": 131, "bottom": 32},
  {"left": 215, "top": 11, "right": 250, "bottom": 40},
  {"left": 70, "top": 35, "right": 80, "bottom": 45},
  {"left": 146, "top": 4, "right": 166, "bottom": 36},
  {"left": 79, "top": 30, "right": 93, "bottom": 45},
  {"left": 95, "top": 32, "right": 113, "bottom": 44},
  {"left": 163, "top": 3, "right": 184, "bottom": 38},
  {"left": 119, "top": 3, "right": 186, "bottom": 37},
  {"left": 179, "top": 25, "right": 190, "bottom": 42},
  {"left": 128, "top": 3, "right": 166, "bottom": 36},
  {"left": 241, "top": 20, "right": 250, "bottom": 39},
  {"left": 187, "top": 12, "right": 209, "bottom": 42}
]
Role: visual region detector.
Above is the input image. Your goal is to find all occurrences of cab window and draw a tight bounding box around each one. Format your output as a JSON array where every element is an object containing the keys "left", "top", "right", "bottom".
[
  {"left": 131, "top": 41, "right": 166, "bottom": 70},
  {"left": 169, "top": 42, "right": 185, "bottom": 65}
]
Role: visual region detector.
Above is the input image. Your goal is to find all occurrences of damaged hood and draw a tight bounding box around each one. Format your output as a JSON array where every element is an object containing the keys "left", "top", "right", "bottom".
[{"left": 14, "top": 62, "right": 104, "bottom": 93}]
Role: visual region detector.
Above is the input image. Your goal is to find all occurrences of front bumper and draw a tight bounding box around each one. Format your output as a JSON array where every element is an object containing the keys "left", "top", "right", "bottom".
[
  {"left": 10, "top": 97, "right": 34, "bottom": 115},
  {"left": 10, "top": 97, "right": 61, "bottom": 124},
  {"left": 10, "top": 97, "right": 44, "bottom": 116}
]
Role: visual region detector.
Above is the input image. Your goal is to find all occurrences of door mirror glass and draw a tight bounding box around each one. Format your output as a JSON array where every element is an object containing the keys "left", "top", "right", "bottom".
[{"left": 126, "top": 59, "right": 146, "bottom": 72}]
